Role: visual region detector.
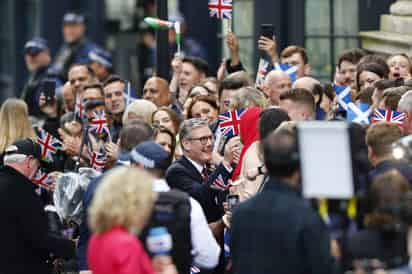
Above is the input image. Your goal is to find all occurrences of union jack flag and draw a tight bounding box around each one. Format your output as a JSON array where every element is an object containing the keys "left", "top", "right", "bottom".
[
  {"left": 32, "top": 171, "right": 54, "bottom": 191},
  {"left": 255, "top": 58, "right": 271, "bottom": 87},
  {"left": 36, "top": 129, "right": 62, "bottom": 162},
  {"left": 89, "top": 148, "right": 106, "bottom": 172},
  {"left": 210, "top": 174, "right": 229, "bottom": 191},
  {"left": 208, "top": 0, "right": 233, "bottom": 19},
  {"left": 218, "top": 108, "right": 246, "bottom": 138},
  {"left": 89, "top": 110, "right": 110, "bottom": 137},
  {"left": 74, "top": 93, "right": 84, "bottom": 119},
  {"left": 274, "top": 62, "right": 298, "bottom": 82},
  {"left": 372, "top": 108, "right": 407, "bottom": 126}
]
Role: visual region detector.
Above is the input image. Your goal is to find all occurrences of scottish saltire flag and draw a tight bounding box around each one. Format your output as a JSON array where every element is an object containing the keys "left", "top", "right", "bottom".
[
  {"left": 89, "top": 110, "right": 111, "bottom": 138},
  {"left": 89, "top": 148, "right": 106, "bottom": 172},
  {"left": 36, "top": 129, "right": 62, "bottom": 162},
  {"left": 124, "top": 82, "right": 138, "bottom": 106},
  {"left": 32, "top": 171, "right": 54, "bottom": 191},
  {"left": 208, "top": 0, "right": 233, "bottom": 19},
  {"left": 74, "top": 93, "right": 84, "bottom": 119},
  {"left": 274, "top": 62, "right": 298, "bottom": 82},
  {"left": 255, "top": 58, "right": 272, "bottom": 87},
  {"left": 346, "top": 102, "right": 372, "bottom": 125},
  {"left": 333, "top": 85, "right": 352, "bottom": 111},
  {"left": 218, "top": 108, "right": 246, "bottom": 139},
  {"left": 372, "top": 108, "right": 407, "bottom": 126}
]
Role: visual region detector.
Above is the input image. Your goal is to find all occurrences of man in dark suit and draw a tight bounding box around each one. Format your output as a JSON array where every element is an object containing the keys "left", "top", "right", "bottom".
[
  {"left": 230, "top": 129, "right": 335, "bottom": 274},
  {"left": 0, "top": 139, "right": 75, "bottom": 274},
  {"left": 166, "top": 118, "right": 240, "bottom": 223}
]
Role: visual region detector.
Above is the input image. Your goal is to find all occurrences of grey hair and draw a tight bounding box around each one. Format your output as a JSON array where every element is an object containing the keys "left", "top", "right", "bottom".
[
  {"left": 3, "top": 154, "right": 27, "bottom": 165},
  {"left": 229, "top": 86, "right": 267, "bottom": 110},
  {"left": 398, "top": 90, "right": 412, "bottom": 113},
  {"left": 179, "top": 118, "right": 208, "bottom": 146}
]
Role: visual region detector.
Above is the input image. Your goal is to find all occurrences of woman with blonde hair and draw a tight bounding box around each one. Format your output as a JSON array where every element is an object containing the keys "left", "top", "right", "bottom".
[
  {"left": 0, "top": 99, "right": 36, "bottom": 159},
  {"left": 88, "top": 166, "right": 171, "bottom": 274}
]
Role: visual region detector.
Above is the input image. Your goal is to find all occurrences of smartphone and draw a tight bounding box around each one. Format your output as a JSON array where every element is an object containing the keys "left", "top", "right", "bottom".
[
  {"left": 260, "top": 24, "right": 274, "bottom": 39},
  {"left": 227, "top": 194, "right": 240, "bottom": 210},
  {"left": 43, "top": 80, "right": 56, "bottom": 104}
]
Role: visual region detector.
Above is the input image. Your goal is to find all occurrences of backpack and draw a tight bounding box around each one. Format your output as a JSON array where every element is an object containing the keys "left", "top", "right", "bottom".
[{"left": 140, "top": 189, "right": 193, "bottom": 274}]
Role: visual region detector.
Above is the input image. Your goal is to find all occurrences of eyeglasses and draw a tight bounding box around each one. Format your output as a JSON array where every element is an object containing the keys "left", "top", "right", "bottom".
[{"left": 188, "top": 135, "right": 214, "bottom": 145}]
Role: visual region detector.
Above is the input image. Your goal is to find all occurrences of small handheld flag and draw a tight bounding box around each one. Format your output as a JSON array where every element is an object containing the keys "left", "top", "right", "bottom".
[
  {"left": 144, "top": 17, "right": 174, "bottom": 29},
  {"left": 89, "top": 148, "right": 107, "bottom": 172},
  {"left": 333, "top": 85, "right": 352, "bottom": 111},
  {"left": 208, "top": 0, "right": 233, "bottom": 19},
  {"left": 32, "top": 171, "right": 54, "bottom": 191},
  {"left": 346, "top": 102, "right": 372, "bottom": 125},
  {"left": 218, "top": 109, "right": 246, "bottom": 139},
  {"left": 89, "top": 110, "right": 111, "bottom": 141},
  {"left": 274, "top": 63, "right": 298, "bottom": 82},
  {"left": 124, "top": 82, "right": 137, "bottom": 106},
  {"left": 255, "top": 58, "right": 272, "bottom": 87},
  {"left": 36, "top": 129, "right": 62, "bottom": 162},
  {"left": 372, "top": 108, "right": 407, "bottom": 126},
  {"left": 174, "top": 22, "right": 182, "bottom": 54},
  {"left": 74, "top": 93, "right": 84, "bottom": 119}
]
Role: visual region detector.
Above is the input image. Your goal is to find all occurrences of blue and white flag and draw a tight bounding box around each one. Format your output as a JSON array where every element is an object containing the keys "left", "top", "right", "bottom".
[
  {"left": 124, "top": 82, "right": 138, "bottom": 106},
  {"left": 346, "top": 102, "right": 372, "bottom": 125},
  {"left": 274, "top": 62, "right": 298, "bottom": 82},
  {"left": 333, "top": 85, "right": 352, "bottom": 111}
]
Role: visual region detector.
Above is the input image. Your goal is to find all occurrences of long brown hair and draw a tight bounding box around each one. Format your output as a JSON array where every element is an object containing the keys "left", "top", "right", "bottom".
[{"left": 0, "top": 99, "right": 36, "bottom": 153}]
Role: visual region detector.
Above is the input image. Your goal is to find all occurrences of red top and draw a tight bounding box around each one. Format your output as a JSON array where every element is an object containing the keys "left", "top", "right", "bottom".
[{"left": 88, "top": 226, "right": 155, "bottom": 274}]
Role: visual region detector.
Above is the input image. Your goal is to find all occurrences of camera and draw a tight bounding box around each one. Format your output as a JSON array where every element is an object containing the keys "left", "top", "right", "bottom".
[{"left": 227, "top": 194, "right": 239, "bottom": 211}]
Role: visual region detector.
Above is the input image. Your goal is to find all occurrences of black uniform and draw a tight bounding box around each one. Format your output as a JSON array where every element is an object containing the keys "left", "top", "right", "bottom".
[
  {"left": 231, "top": 177, "right": 335, "bottom": 274},
  {"left": 0, "top": 166, "right": 75, "bottom": 274}
]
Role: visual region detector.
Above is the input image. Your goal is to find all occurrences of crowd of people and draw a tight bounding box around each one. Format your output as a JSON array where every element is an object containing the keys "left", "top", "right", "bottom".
[{"left": 3, "top": 9, "right": 412, "bottom": 274}]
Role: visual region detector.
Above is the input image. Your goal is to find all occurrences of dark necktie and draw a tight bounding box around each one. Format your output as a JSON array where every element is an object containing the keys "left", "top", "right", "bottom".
[{"left": 201, "top": 166, "right": 209, "bottom": 182}]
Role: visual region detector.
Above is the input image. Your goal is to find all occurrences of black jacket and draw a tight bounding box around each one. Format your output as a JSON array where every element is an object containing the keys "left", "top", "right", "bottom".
[
  {"left": 369, "top": 160, "right": 412, "bottom": 185},
  {"left": 165, "top": 156, "right": 232, "bottom": 223},
  {"left": 0, "top": 166, "right": 75, "bottom": 274},
  {"left": 230, "top": 177, "right": 335, "bottom": 274}
]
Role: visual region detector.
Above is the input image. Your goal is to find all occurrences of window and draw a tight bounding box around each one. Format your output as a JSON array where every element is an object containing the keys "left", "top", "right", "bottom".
[
  {"left": 221, "top": 0, "right": 254, "bottom": 73},
  {"left": 305, "top": 0, "right": 359, "bottom": 82}
]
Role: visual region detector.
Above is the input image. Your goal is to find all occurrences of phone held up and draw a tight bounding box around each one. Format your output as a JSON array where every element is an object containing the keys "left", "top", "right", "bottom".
[{"left": 43, "top": 79, "right": 56, "bottom": 105}]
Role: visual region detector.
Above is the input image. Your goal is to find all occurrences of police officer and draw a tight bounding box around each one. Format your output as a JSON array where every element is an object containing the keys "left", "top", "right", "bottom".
[
  {"left": 51, "top": 12, "right": 97, "bottom": 81},
  {"left": 88, "top": 47, "right": 114, "bottom": 82},
  {"left": 21, "top": 37, "right": 63, "bottom": 119}
]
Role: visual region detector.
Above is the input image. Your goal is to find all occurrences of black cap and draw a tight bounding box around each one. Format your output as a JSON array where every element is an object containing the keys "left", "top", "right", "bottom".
[
  {"left": 129, "top": 141, "right": 171, "bottom": 170},
  {"left": 63, "top": 12, "right": 85, "bottom": 24},
  {"left": 4, "top": 138, "right": 42, "bottom": 161},
  {"left": 24, "top": 37, "right": 48, "bottom": 55}
]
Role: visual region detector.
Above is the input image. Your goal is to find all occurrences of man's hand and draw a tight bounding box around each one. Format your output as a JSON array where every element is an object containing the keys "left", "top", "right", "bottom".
[
  {"left": 223, "top": 136, "right": 242, "bottom": 167},
  {"left": 258, "top": 36, "right": 279, "bottom": 64},
  {"left": 105, "top": 142, "right": 119, "bottom": 162},
  {"left": 217, "top": 59, "right": 227, "bottom": 81},
  {"left": 226, "top": 32, "right": 240, "bottom": 66},
  {"left": 39, "top": 94, "right": 58, "bottom": 118}
]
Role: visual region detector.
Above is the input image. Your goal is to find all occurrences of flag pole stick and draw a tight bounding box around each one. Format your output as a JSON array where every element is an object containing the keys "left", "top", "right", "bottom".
[
  {"left": 223, "top": 19, "right": 232, "bottom": 59},
  {"left": 174, "top": 21, "right": 182, "bottom": 55},
  {"left": 127, "top": 81, "right": 131, "bottom": 106}
]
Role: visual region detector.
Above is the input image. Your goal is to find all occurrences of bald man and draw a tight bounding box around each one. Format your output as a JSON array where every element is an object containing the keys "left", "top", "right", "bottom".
[
  {"left": 143, "top": 76, "right": 171, "bottom": 107},
  {"left": 292, "top": 76, "right": 320, "bottom": 92},
  {"left": 263, "top": 70, "right": 292, "bottom": 106}
]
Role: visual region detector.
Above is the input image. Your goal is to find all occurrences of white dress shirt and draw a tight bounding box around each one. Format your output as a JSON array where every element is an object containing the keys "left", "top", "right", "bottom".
[{"left": 153, "top": 179, "right": 221, "bottom": 269}]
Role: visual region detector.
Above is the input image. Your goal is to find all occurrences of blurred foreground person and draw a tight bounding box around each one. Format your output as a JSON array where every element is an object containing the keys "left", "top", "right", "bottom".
[
  {"left": 231, "top": 129, "right": 335, "bottom": 274},
  {"left": 0, "top": 139, "right": 75, "bottom": 274},
  {"left": 88, "top": 167, "right": 177, "bottom": 274}
]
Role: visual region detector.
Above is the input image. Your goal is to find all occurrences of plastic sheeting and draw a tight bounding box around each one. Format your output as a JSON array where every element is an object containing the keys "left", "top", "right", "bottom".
[{"left": 54, "top": 168, "right": 100, "bottom": 225}]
